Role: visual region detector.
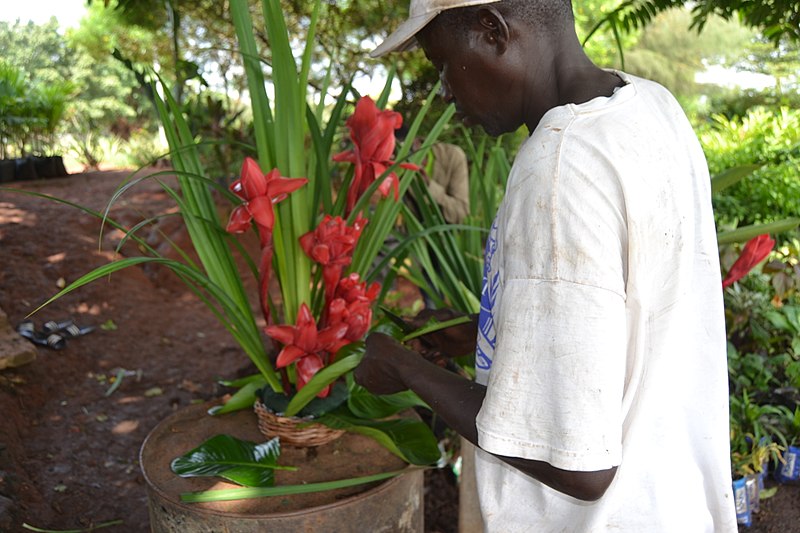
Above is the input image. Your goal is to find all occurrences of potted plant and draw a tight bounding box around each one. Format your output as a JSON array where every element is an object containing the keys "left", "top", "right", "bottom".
[
  {"left": 729, "top": 389, "right": 792, "bottom": 527},
  {"left": 776, "top": 406, "right": 800, "bottom": 484},
  {"left": 27, "top": 0, "right": 461, "bottom": 529}
]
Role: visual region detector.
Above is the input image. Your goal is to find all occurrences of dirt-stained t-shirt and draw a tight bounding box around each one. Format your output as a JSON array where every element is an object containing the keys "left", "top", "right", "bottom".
[{"left": 473, "top": 71, "right": 737, "bottom": 532}]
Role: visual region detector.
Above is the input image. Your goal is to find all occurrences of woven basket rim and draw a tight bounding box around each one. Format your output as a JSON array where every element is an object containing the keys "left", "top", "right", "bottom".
[{"left": 254, "top": 400, "right": 344, "bottom": 447}]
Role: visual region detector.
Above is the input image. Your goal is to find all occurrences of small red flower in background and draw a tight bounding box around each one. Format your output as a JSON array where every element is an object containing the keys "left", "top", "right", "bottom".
[
  {"left": 299, "top": 214, "right": 368, "bottom": 303},
  {"left": 722, "top": 234, "right": 775, "bottom": 288},
  {"left": 333, "top": 97, "right": 419, "bottom": 215},
  {"left": 265, "top": 303, "right": 348, "bottom": 397},
  {"left": 227, "top": 157, "right": 308, "bottom": 245}
]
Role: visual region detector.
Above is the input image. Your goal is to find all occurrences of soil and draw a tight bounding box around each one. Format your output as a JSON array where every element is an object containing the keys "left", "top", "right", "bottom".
[{"left": 0, "top": 169, "right": 795, "bottom": 532}]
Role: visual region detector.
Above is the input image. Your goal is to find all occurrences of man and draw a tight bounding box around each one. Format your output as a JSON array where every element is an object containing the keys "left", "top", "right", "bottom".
[{"left": 355, "top": 1, "right": 737, "bottom": 531}]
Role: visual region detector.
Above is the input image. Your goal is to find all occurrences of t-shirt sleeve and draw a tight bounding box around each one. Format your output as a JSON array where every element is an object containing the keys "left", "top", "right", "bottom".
[{"left": 475, "top": 125, "right": 628, "bottom": 472}]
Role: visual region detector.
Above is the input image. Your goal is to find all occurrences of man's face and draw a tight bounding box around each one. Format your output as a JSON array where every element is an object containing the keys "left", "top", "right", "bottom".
[{"left": 417, "top": 17, "right": 522, "bottom": 136}]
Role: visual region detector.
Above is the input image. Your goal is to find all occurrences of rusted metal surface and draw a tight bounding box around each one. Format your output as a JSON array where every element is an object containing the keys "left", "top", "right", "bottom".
[{"left": 141, "top": 402, "right": 423, "bottom": 532}]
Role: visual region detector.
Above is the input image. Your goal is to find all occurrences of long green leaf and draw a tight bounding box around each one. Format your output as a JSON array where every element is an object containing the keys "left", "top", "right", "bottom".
[
  {"left": 711, "top": 164, "right": 763, "bottom": 194},
  {"left": 284, "top": 347, "right": 365, "bottom": 417},
  {"left": 208, "top": 378, "right": 265, "bottom": 416},
  {"left": 151, "top": 77, "right": 282, "bottom": 392},
  {"left": 717, "top": 218, "right": 800, "bottom": 245},
  {"left": 171, "top": 434, "right": 293, "bottom": 488},
  {"left": 230, "top": 0, "right": 274, "bottom": 167},
  {"left": 181, "top": 469, "right": 410, "bottom": 502}
]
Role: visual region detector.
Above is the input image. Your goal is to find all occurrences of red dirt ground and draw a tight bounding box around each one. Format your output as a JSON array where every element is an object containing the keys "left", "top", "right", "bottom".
[{"left": 0, "top": 169, "right": 795, "bottom": 532}]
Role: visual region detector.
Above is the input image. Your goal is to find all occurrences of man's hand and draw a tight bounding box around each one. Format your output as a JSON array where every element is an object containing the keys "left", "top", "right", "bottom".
[
  {"left": 408, "top": 308, "right": 478, "bottom": 359},
  {"left": 354, "top": 332, "right": 416, "bottom": 395}
]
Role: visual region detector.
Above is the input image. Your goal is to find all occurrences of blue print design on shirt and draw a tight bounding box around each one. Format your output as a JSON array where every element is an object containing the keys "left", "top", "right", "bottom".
[{"left": 476, "top": 218, "right": 499, "bottom": 371}]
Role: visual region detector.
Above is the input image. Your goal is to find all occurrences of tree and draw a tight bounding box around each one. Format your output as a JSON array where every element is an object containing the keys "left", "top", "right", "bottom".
[
  {"left": 586, "top": 0, "right": 800, "bottom": 47},
  {"left": 0, "top": 19, "right": 73, "bottom": 84},
  {"left": 621, "top": 8, "right": 754, "bottom": 99}
]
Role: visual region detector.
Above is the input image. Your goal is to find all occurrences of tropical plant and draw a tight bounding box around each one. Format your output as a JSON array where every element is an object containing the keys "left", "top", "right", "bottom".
[{"left": 8, "top": 1, "right": 474, "bottom": 500}]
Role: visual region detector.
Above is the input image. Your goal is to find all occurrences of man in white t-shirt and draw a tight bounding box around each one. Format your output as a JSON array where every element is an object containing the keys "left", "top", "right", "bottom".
[{"left": 354, "top": 1, "right": 737, "bottom": 530}]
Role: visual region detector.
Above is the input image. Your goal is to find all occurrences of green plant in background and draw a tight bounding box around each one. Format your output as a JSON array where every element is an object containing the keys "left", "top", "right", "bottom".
[
  {"left": 0, "top": 61, "right": 74, "bottom": 159},
  {"left": 701, "top": 107, "right": 800, "bottom": 228},
  {"left": 729, "top": 388, "right": 791, "bottom": 489}
]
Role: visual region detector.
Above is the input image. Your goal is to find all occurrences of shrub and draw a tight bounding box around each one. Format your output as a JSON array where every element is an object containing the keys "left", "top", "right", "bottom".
[{"left": 699, "top": 107, "right": 800, "bottom": 227}]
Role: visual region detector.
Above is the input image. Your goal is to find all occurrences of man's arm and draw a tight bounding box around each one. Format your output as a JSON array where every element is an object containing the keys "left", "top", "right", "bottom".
[{"left": 354, "top": 332, "right": 617, "bottom": 501}]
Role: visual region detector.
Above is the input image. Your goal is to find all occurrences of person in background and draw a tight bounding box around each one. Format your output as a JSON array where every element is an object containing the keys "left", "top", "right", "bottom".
[
  {"left": 395, "top": 124, "right": 471, "bottom": 307},
  {"left": 397, "top": 124, "right": 471, "bottom": 224},
  {"left": 355, "top": 0, "right": 737, "bottom": 531}
]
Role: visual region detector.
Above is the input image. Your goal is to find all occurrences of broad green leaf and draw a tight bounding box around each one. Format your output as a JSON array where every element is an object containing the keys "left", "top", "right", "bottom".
[
  {"left": 347, "top": 386, "right": 429, "bottom": 420},
  {"left": 764, "top": 310, "right": 792, "bottom": 332},
  {"left": 260, "top": 381, "right": 349, "bottom": 418},
  {"left": 181, "top": 469, "right": 410, "bottom": 503},
  {"left": 171, "top": 434, "right": 292, "bottom": 488},
  {"left": 319, "top": 409, "right": 441, "bottom": 465}
]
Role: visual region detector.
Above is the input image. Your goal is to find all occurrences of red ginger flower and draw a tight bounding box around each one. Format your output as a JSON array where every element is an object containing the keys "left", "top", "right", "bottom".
[
  {"left": 299, "top": 214, "right": 368, "bottom": 303},
  {"left": 226, "top": 158, "right": 307, "bottom": 324},
  {"left": 333, "top": 96, "right": 419, "bottom": 215},
  {"left": 265, "top": 303, "right": 347, "bottom": 398},
  {"left": 227, "top": 157, "right": 308, "bottom": 246},
  {"left": 326, "top": 273, "right": 381, "bottom": 355},
  {"left": 722, "top": 234, "right": 775, "bottom": 288}
]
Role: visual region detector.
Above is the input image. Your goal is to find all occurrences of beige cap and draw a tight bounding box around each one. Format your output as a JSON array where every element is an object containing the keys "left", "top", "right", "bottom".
[{"left": 370, "top": 0, "right": 501, "bottom": 57}]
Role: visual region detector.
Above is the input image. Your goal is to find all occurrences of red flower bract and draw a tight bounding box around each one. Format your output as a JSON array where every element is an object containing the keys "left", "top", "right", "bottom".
[
  {"left": 326, "top": 273, "right": 381, "bottom": 356},
  {"left": 226, "top": 157, "right": 308, "bottom": 246},
  {"left": 226, "top": 157, "right": 308, "bottom": 324},
  {"left": 332, "top": 97, "right": 419, "bottom": 215},
  {"left": 722, "top": 234, "right": 775, "bottom": 288},
  {"left": 265, "top": 303, "right": 347, "bottom": 398},
  {"left": 299, "top": 214, "right": 368, "bottom": 303}
]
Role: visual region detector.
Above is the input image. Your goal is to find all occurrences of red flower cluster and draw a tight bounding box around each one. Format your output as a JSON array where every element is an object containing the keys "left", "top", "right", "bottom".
[
  {"left": 266, "top": 216, "right": 379, "bottom": 397},
  {"left": 327, "top": 273, "right": 381, "bottom": 355},
  {"left": 333, "top": 96, "right": 419, "bottom": 215},
  {"left": 266, "top": 304, "right": 348, "bottom": 397},
  {"left": 722, "top": 234, "right": 775, "bottom": 288},
  {"left": 299, "top": 214, "right": 368, "bottom": 304},
  {"left": 228, "top": 97, "right": 405, "bottom": 399},
  {"left": 226, "top": 158, "right": 308, "bottom": 323},
  {"left": 227, "top": 157, "right": 307, "bottom": 245}
]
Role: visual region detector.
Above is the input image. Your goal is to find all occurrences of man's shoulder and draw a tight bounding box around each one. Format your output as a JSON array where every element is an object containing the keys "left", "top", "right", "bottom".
[{"left": 432, "top": 142, "right": 467, "bottom": 158}]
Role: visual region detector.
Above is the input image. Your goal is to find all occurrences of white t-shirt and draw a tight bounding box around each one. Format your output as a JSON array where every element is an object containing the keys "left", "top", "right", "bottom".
[{"left": 473, "top": 72, "right": 737, "bottom": 532}]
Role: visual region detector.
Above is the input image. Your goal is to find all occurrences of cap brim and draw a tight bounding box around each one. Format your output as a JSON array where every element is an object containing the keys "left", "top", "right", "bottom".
[{"left": 370, "top": 11, "right": 439, "bottom": 58}]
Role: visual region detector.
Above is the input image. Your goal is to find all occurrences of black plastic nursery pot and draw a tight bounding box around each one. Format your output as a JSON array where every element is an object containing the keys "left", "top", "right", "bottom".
[
  {"left": 140, "top": 401, "right": 424, "bottom": 533},
  {"left": 0, "top": 160, "right": 15, "bottom": 183}
]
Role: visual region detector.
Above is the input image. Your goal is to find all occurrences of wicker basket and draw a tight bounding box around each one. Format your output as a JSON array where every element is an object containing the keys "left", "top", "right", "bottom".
[{"left": 254, "top": 400, "right": 345, "bottom": 447}]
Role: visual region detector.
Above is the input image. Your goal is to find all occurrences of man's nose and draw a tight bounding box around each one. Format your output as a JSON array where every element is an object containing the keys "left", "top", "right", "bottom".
[{"left": 439, "top": 75, "right": 454, "bottom": 104}]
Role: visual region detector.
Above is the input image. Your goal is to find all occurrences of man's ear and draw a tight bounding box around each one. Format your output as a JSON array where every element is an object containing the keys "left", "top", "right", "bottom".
[{"left": 477, "top": 7, "right": 509, "bottom": 54}]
